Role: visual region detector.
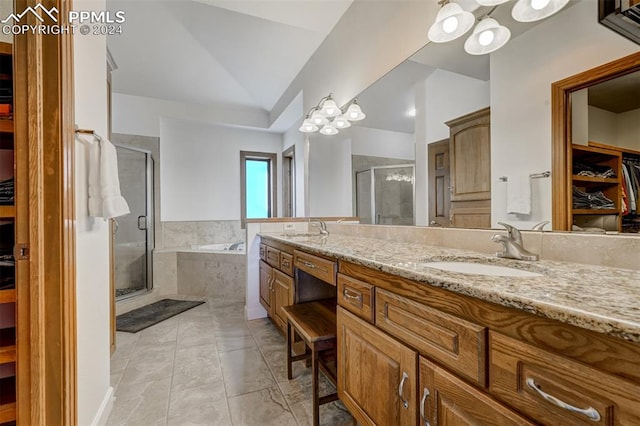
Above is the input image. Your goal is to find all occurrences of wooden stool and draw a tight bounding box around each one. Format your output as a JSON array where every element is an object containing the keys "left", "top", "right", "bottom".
[{"left": 283, "top": 300, "right": 338, "bottom": 426}]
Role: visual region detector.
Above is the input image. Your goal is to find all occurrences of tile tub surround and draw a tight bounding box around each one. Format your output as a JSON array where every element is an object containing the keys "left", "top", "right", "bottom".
[
  {"left": 177, "top": 251, "right": 246, "bottom": 300},
  {"left": 159, "top": 220, "right": 245, "bottom": 249},
  {"left": 259, "top": 232, "right": 640, "bottom": 343}
]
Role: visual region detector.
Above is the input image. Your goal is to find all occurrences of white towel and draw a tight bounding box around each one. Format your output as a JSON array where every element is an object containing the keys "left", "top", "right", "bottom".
[
  {"left": 507, "top": 175, "right": 531, "bottom": 215},
  {"left": 85, "top": 135, "right": 130, "bottom": 219}
]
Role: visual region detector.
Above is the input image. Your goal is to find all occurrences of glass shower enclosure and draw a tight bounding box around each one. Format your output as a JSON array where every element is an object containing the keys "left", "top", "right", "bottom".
[
  {"left": 114, "top": 145, "right": 154, "bottom": 299},
  {"left": 356, "top": 164, "right": 415, "bottom": 225}
]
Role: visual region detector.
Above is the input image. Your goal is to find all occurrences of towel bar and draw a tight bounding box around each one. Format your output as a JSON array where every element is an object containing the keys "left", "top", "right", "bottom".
[{"left": 499, "top": 171, "right": 550, "bottom": 182}]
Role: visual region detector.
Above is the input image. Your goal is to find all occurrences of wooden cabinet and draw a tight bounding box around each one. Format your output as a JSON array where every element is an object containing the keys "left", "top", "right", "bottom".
[
  {"left": 489, "top": 331, "right": 640, "bottom": 425},
  {"left": 420, "top": 357, "right": 534, "bottom": 426},
  {"left": 294, "top": 250, "right": 336, "bottom": 286},
  {"left": 259, "top": 260, "right": 272, "bottom": 314},
  {"left": 0, "top": 41, "right": 16, "bottom": 425},
  {"left": 446, "top": 107, "right": 491, "bottom": 228},
  {"left": 375, "top": 288, "right": 486, "bottom": 387},
  {"left": 337, "top": 307, "right": 417, "bottom": 426},
  {"left": 271, "top": 269, "right": 293, "bottom": 331},
  {"left": 336, "top": 260, "right": 640, "bottom": 426},
  {"left": 337, "top": 274, "right": 374, "bottom": 323}
]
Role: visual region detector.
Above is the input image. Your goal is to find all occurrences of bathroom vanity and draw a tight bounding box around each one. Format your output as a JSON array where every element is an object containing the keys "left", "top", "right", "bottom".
[{"left": 257, "top": 232, "right": 640, "bottom": 425}]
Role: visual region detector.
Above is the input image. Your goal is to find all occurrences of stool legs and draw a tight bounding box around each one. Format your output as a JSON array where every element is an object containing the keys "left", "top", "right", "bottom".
[
  {"left": 286, "top": 321, "right": 293, "bottom": 380},
  {"left": 312, "top": 342, "right": 319, "bottom": 426}
]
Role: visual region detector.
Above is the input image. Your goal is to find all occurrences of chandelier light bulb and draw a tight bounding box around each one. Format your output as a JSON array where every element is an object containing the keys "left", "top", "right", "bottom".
[
  {"left": 319, "top": 123, "right": 338, "bottom": 136},
  {"left": 334, "top": 115, "right": 351, "bottom": 129},
  {"left": 478, "top": 30, "right": 495, "bottom": 46},
  {"left": 320, "top": 97, "right": 340, "bottom": 117},
  {"left": 427, "top": 1, "right": 475, "bottom": 43},
  {"left": 345, "top": 101, "right": 366, "bottom": 121},
  {"left": 464, "top": 17, "right": 511, "bottom": 55},
  {"left": 310, "top": 110, "right": 328, "bottom": 126},
  {"left": 442, "top": 16, "right": 458, "bottom": 34},
  {"left": 531, "top": 0, "right": 551, "bottom": 10},
  {"left": 299, "top": 118, "right": 318, "bottom": 133},
  {"left": 512, "top": 0, "right": 569, "bottom": 22}
]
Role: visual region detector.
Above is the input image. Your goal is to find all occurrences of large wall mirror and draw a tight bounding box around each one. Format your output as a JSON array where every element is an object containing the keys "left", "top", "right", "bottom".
[{"left": 306, "top": 0, "right": 640, "bottom": 235}]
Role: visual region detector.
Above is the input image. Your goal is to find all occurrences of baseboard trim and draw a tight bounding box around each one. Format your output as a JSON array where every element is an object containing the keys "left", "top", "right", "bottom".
[
  {"left": 92, "top": 386, "right": 115, "bottom": 426},
  {"left": 246, "top": 304, "right": 267, "bottom": 321}
]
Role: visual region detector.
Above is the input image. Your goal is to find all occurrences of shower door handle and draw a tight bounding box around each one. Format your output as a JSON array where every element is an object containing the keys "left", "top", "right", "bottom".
[{"left": 137, "top": 215, "right": 147, "bottom": 231}]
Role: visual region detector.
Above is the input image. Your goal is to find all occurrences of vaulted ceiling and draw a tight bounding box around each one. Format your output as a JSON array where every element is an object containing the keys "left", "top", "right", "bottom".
[{"left": 106, "top": 0, "right": 352, "bottom": 112}]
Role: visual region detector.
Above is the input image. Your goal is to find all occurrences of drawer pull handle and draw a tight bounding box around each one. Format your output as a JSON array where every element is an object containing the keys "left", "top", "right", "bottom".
[
  {"left": 420, "top": 387, "right": 431, "bottom": 426},
  {"left": 282, "top": 260, "right": 290, "bottom": 267},
  {"left": 526, "top": 378, "right": 601, "bottom": 422},
  {"left": 398, "top": 372, "right": 409, "bottom": 409},
  {"left": 301, "top": 260, "right": 316, "bottom": 269},
  {"left": 343, "top": 288, "right": 363, "bottom": 305}
]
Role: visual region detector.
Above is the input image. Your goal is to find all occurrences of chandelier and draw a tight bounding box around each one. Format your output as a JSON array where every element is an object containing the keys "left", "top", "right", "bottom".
[{"left": 299, "top": 94, "right": 366, "bottom": 135}]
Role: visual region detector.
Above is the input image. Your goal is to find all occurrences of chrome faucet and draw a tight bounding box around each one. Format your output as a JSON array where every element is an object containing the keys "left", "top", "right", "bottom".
[
  {"left": 310, "top": 219, "right": 329, "bottom": 236},
  {"left": 491, "top": 222, "right": 539, "bottom": 261},
  {"left": 531, "top": 220, "right": 549, "bottom": 231}
]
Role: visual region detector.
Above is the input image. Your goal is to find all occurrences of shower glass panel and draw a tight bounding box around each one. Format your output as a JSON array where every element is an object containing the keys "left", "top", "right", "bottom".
[
  {"left": 356, "top": 165, "right": 415, "bottom": 225},
  {"left": 114, "top": 146, "right": 154, "bottom": 299},
  {"left": 355, "top": 170, "right": 372, "bottom": 224}
]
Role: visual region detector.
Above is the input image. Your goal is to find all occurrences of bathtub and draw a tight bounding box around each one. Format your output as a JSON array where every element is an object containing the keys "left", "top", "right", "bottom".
[{"left": 190, "top": 242, "right": 245, "bottom": 252}]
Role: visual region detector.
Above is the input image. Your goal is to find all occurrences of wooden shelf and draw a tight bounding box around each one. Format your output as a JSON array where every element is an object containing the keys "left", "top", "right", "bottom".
[
  {"left": 0, "top": 206, "right": 14, "bottom": 219},
  {"left": 572, "top": 209, "right": 620, "bottom": 215},
  {"left": 0, "top": 289, "right": 15, "bottom": 304},
  {"left": 0, "top": 119, "right": 12, "bottom": 134},
  {"left": 572, "top": 175, "right": 619, "bottom": 184},
  {"left": 0, "top": 402, "right": 16, "bottom": 424},
  {"left": 0, "top": 344, "right": 15, "bottom": 364}
]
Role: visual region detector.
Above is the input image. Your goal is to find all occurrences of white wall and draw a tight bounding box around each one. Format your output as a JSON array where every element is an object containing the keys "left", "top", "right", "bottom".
[
  {"left": 282, "top": 122, "right": 306, "bottom": 216},
  {"left": 350, "top": 126, "right": 415, "bottom": 159},
  {"left": 73, "top": 1, "right": 113, "bottom": 424},
  {"left": 618, "top": 109, "right": 640, "bottom": 151},
  {"left": 308, "top": 134, "right": 352, "bottom": 217},
  {"left": 490, "top": 0, "right": 638, "bottom": 229},
  {"left": 112, "top": 93, "right": 270, "bottom": 137},
  {"left": 589, "top": 106, "right": 619, "bottom": 146},
  {"left": 160, "top": 117, "right": 283, "bottom": 221},
  {"left": 415, "top": 69, "right": 490, "bottom": 225}
]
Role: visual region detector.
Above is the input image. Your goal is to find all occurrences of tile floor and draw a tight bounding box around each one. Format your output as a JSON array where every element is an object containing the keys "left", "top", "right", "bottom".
[{"left": 106, "top": 298, "right": 354, "bottom": 426}]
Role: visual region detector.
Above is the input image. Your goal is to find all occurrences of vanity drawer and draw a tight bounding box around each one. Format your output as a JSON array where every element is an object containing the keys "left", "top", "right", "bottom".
[
  {"left": 266, "top": 246, "right": 280, "bottom": 268},
  {"left": 489, "top": 332, "right": 640, "bottom": 425},
  {"left": 375, "top": 288, "right": 486, "bottom": 386},
  {"left": 259, "top": 243, "right": 266, "bottom": 261},
  {"left": 294, "top": 250, "right": 336, "bottom": 286},
  {"left": 337, "top": 274, "right": 374, "bottom": 323},
  {"left": 280, "top": 252, "right": 293, "bottom": 276}
]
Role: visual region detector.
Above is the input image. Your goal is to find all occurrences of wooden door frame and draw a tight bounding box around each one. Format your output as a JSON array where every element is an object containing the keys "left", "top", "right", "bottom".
[
  {"left": 551, "top": 51, "right": 640, "bottom": 231},
  {"left": 14, "top": 0, "right": 77, "bottom": 424}
]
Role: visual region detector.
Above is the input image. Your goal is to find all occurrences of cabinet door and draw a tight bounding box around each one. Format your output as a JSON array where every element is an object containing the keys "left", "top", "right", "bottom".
[
  {"left": 337, "top": 307, "right": 417, "bottom": 426},
  {"left": 272, "top": 269, "right": 293, "bottom": 331},
  {"left": 447, "top": 108, "right": 491, "bottom": 203},
  {"left": 259, "top": 260, "right": 272, "bottom": 313},
  {"left": 420, "top": 357, "right": 534, "bottom": 426}
]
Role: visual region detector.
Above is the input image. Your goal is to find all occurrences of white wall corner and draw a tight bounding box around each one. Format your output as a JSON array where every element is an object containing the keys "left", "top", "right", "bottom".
[{"left": 91, "top": 386, "right": 115, "bottom": 426}]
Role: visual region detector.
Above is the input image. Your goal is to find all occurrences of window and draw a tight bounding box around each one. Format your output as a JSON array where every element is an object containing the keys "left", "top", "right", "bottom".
[
  {"left": 241, "top": 151, "right": 277, "bottom": 226},
  {"left": 282, "top": 145, "right": 295, "bottom": 217}
]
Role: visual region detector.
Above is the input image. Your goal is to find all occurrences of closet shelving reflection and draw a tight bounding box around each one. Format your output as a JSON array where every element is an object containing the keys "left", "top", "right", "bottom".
[{"left": 571, "top": 142, "right": 640, "bottom": 233}]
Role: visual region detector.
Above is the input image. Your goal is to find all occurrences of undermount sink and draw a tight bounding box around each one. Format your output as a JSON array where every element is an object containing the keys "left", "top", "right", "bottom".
[{"left": 421, "top": 262, "right": 543, "bottom": 277}]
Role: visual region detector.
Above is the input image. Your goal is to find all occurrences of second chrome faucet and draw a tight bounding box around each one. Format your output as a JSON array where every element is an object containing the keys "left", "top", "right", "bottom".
[{"left": 492, "top": 222, "right": 539, "bottom": 261}]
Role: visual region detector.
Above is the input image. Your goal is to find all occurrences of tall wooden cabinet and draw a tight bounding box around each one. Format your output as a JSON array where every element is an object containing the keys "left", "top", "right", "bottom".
[
  {"left": 446, "top": 107, "right": 491, "bottom": 228},
  {"left": 0, "top": 41, "right": 16, "bottom": 426}
]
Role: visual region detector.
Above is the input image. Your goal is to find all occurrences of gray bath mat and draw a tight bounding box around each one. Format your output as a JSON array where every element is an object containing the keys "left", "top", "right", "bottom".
[{"left": 116, "top": 299, "right": 205, "bottom": 333}]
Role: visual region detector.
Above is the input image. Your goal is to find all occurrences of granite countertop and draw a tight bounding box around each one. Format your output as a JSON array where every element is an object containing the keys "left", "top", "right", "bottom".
[{"left": 259, "top": 233, "right": 640, "bottom": 343}]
